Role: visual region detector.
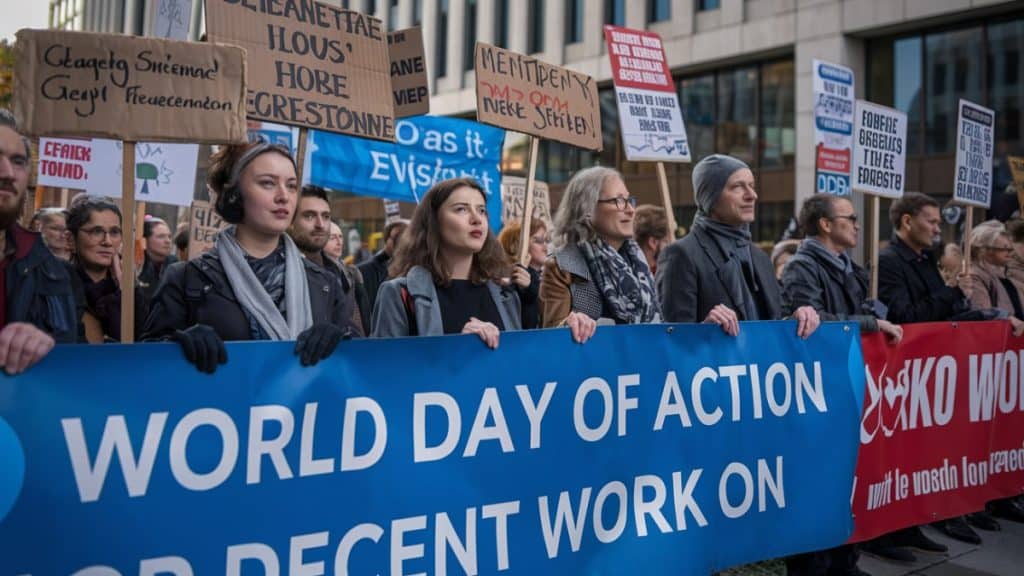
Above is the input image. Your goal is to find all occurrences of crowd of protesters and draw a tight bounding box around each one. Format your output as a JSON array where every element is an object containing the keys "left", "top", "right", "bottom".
[{"left": 4, "top": 106, "right": 1024, "bottom": 574}]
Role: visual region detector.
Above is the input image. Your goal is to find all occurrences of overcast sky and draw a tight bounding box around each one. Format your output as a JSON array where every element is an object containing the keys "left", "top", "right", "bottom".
[{"left": 1, "top": 1, "right": 50, "bottom": 42}]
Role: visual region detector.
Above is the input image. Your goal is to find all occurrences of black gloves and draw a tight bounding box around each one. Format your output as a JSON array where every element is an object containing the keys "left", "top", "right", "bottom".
[
  {"left": 171, "top": 324, "right": 227, "bottom": 374},
  {"left": 295, "top": 324, "right": 350, "bottom": 366}
]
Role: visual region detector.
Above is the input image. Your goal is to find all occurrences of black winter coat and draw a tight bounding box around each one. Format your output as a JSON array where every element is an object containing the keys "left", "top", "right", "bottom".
[
  {"left": 357, "top": 250, "right": 390, "bottom": 318},
  {"left": 657, "top": 225, "right": 782, "bottom": 323},
  {"left": 142, "top": 250, "right": 356, "bottom": 342},
  {"left": 5, "top": 228, "right": 81, "bottom": 343},
  {"left": 780, "top": 244, "right": 878, "bottom": 332},
  {"left": 878, "top": 235, "right": 968, "bottom": 324}
]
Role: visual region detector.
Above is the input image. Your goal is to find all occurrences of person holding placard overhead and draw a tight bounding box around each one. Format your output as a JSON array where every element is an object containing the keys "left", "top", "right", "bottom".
[
  {"left": 657, "top": 154, "right": 819, "bottom": 338},
  {"left": 371, "top": 177, "right": 520, "bottom": 345},
  {"left": 0, "top": 108, "right": 78, "bottom": 374},
  {"left": 142, "top": 142, "right": 354, "bottom": 373},
  {"left": 539, "top": 166, "right": 656, "bottom": 341}
]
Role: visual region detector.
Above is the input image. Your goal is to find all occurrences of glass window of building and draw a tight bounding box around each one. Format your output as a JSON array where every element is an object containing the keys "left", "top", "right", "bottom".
[
  {"left": 989, "top": 19, "right": 1023, "bottom": 154},
  {"left": 387, "top": 0, "right": 398, "bottom": 31},
  {"left": 566, "top": 0, "right": 584, "bottom": 43},
  {"left": 678, "top": 74, "right": 716, "bottom": 161},
  {"left": 717, "top": 66, "right": 759, "bottom": 165},
  {"left": 528, "top": 0, "right": 544, "bottom": 54},
  {"left": 699, "top": 0, "right": 721, "bottom": 11},
  {"left": 760, "top": 60, "right": 795, "bottom": 168},
  {"left": 435, "top": 0, "right": 448, "bottom": 77},
  {"left": 649, "top": 0, "right": 670, "bottom": 23},
  {"left": 605, "top": 0, "right": 626, "bottom": 27},
  {"left": 463, "top": 0, "right": 477, "bottom": 71},
  {"left": 925, "top": 27, "right": 983, "bottom": 154},
  {"left": 413, "top": 0, "right": 422, "bottom": 26},
  {"left": 495, "top": 0, "right": 509, "bottom": 48}
]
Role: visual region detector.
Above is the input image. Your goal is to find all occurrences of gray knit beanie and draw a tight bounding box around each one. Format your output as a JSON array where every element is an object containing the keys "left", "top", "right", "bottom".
[{"left": 692, "top": 154, "right": 750, "bottom": 215}]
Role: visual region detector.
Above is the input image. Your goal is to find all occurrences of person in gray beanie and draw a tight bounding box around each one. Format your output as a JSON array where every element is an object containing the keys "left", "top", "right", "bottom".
[{"left": 655, "top": 154, "right": 819, "bottom": 337}]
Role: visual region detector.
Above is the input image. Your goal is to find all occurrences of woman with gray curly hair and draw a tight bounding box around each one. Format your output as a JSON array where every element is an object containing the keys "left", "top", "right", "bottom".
[{"left": 539, "top": 166, "right": 660, "bottom": 343}]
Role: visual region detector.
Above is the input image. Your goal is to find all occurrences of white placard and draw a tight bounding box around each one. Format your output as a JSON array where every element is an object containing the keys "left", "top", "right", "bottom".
[
  {"left": 37, "top": 138, "right": 92, "bottom": 190},
  {"left": 149, "top": 0, "right": 192, "bottom": 40},
  {"left": 813, "top": 59, "right": 855, "bottom": 195},
  {"left": 953, "top": 99, "right": 995, "bottom": 208},
  {"left": 88, "top": 140, "right": 199, "bottom": 207},
  {"left": 851, "top": 100, "right": 907, "bottom": 199}
]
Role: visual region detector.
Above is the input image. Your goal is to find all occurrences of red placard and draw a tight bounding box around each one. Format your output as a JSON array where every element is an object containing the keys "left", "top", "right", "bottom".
[
  {"left": 851, "top": 321, "right": 1024, "bottom": 542},
  {"left": 816, "top": 146, "right": 851, "bottom": 173},
  {"left": 603, "top": 25, "right": 674, "bottom": 93}
]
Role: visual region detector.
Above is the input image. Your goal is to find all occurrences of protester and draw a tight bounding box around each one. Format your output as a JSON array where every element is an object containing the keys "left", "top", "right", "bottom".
[
  {"left": 497, "top": 218, "right": 546, "bottom": 329},
  {"left": 138, "top": 217, "right": 177, "bottom": 305},
  {"left": 938, "top": 242, "right": 963, "bottom": 286},
  {"left": 877, "top": 192, "right": 972, "bottom": 324},
  {"left": 0, "top": 108, "right": 77, "bottom": 373},
  {"left": 35, "top": 207, "right": 70, "bottom": 261},
  {"left": 1007, "top": 219, "right": 1024, "bottom": 297},
  {"left": 539, "top": 166, "right": 655, "bottom": 342},
  {"left": 359, "top": 218, "right": 408, "bottom": 316},
  {"left": 371, "top": 178, "right": 519, "bottom": 346},
  {"left": 771, "top": 239, "right": 800, "bottom": 281},
  {"left": 64, "top": 196, "right": 147, "bottom": 343},
  {"left": 287, "top": 185, "right": 363, "bottom": 336},
  {"left": 633, "top": 204, "right": 672, "bottom": 275},
  {"left": 963, "top": 220, "right": 1024, "bottom": 335},
  {"left": 657, "top": 154, "right": 819, "bottom": 338},
  {"left": 143, "top": 142, "right": 354, "bottom": 373},
  {"left": 327, "top": 220, "right": 372, "bottom": 335},
  {"left": 173, "top": 223, "right": 189, "bottom": 261}
]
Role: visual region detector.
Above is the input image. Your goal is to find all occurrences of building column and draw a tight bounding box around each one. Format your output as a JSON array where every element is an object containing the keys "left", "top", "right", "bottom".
[
  {"left": 543, "top": 0, "right": 565, "bottom": 64},
  {"left": 507, "top": 0, "right": 528, "bottom": 54}
]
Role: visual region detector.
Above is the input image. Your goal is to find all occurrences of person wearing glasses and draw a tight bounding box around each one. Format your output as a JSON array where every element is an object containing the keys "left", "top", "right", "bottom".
[
  {"left": 539, "top": 166, "right": 658, "bottom": 342},
  {"left": 65, "top": 196, "right": 148, "bottom": 343},
  {"left": 143, "top": 142, "right": 354, "bottom": 373},
  {"left": 35, "top": 207, "right": 70, "bottom": 261},
  {"left": 657, "top": 154, "right": 819, "bottom": 338},
  {"left": 963, "top": 220, "right": 1024, "bottom": 335},
  {"left": 781, "top": 194, "right": 902, "bottom": 344},
  {"left": 497, "top": 217, "right": 548, "bottom": 329}
]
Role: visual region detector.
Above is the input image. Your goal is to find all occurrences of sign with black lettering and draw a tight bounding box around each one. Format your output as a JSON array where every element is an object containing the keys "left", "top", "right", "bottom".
[
  {"left": 188, "top": 200, "right": 229, "bottom": 259},
  {"left": 953, "top": 99, "right": 995, "bottom": 208},
  {"left": 13, "top": 29, "right": 246, "bottom": 143},
  {"left": 475, "top": 42, "right": 601, "bottom": 151},
  {"left": 851, "top": 100, "right": 906, "bottom": 199},
  {"left": 501, "top": 175, "right": 551, "bottom": 231},
  {"left": 205, "top": 0, "right": 395, "bottom": 141},
  {"left": 387, "top": 27, "right": 429, "bottom": 118}
]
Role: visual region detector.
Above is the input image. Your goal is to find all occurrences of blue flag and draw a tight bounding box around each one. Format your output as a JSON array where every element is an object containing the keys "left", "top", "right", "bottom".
[
  {"left": 309, "top": 115, "right": 506, "bottom": 231},
  {"left": 0, "top": 322, "right": 863, "bottom": 574}
]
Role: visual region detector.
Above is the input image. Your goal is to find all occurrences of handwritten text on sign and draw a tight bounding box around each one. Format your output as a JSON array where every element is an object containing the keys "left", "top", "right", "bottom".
[
  {"left": 205, "top": 0, "right": 396, "bottom": 141},
  {"left": 13, "top": 29, "right": 247, "bottom": 143},
  {"left": 387, "top": 27, "right": 429, "bottom": 118},
  {"left": 953, "top": 99, "right": 995, "bottom": 208},
  {"left": 475, "top": 42, "right": 602, "bottom": 151},
  {"left": 851, "top": 101, "right": 907, "bottom": 199}
]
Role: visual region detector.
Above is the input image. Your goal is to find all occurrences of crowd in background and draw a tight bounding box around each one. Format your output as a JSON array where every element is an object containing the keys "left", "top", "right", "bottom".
[{"left": 3, "top": 106, "right": 1024, "bottom": 575}]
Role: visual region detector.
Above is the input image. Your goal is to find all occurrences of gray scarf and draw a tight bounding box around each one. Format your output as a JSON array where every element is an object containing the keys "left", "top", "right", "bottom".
[
  {"left": 578, "top": 238, "right": 660, "bottom": 324},
  {"left": 692, "top": 213, "right": 762, "bottom": 320},
  {"left": 215, "top": 227, "right": 313, "bottom": 340},
  {"left": 801, "top": 237, "right": 853, "bottom": 274}
]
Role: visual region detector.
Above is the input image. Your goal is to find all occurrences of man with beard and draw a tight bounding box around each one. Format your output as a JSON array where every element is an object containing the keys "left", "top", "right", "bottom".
[
  {"left": 0, "top": 109, "right": 79, "bottom": 373},
  {"left": 288, "top": 185, "right": 364, "bottom": 336}
]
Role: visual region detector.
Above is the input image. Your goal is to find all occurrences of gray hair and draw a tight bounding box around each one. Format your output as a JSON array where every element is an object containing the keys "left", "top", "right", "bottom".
[
  {"left": 552, "top": 166, "right": 621, "bottom": 249},
  {"left": 970, "top": 220, "right": 1008, "bottom": 259}
]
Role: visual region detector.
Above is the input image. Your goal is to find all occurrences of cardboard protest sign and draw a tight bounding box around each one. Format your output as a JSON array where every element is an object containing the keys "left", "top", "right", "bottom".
[
  {"left": 37, "top": 137, "right": 91, "bottom": 189},
  {"left": 205, "top": 0, "right": 395, "bottom": 141},
  {"left": 88, "top": 140, "right": 198, "bottom": 206},
  {"left": 813, "top": 59, "right": 855, "bottom": 195},
  {"left": 851, "top": 101, "right": 907, "bottom": 198},
  {"left": 953, "top": 99, "right": 995, "bottom": 208},
  {"left": 475, "top": 42, "right": 601, "bottom": 151},
  {"left": 188, "top": 200, "right": 229, "bottom": 259},
  {"left": 150, "top": 0, "right": 192, "bottom": 40},
  {"left": 603, "top": 26, "right": 689, "bottom": 162},
  {"left": 501, "top": 175, "right": 551, "bottom": 230},
  {"left": 387, "top": 27, "right": 429, "bottom": 118},
  {"left": 13, "top": 29, "right": 246, "bottom": 143},
  {"left": 383, "top": 199, "right": 401, "bottom": 223}
]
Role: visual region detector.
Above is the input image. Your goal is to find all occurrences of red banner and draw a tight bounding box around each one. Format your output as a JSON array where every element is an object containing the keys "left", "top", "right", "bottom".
[{"left": 851, "top": 321, "right": 1024, "bottom": 542}]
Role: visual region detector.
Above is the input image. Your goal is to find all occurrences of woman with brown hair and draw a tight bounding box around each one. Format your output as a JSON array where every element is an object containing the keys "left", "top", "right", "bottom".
[
  {"left": 142, "top": 142, "right": 355, "bottom": 372},
  {"left": 497, "top": 217, "right": 547, "bottom": 329},
  {"left": 371, "top": 177, "right": 520, "bottom": 347}
]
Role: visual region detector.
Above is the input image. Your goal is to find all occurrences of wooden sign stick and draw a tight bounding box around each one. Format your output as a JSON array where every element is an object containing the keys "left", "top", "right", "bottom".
[
  {"left": 120, "top": 142, "right": 138, "bottom": 343},
  {"left": 963, "top": 206, "right": 974, "bottom": 276},
  {"left": 870, "top": 195, "right": 880, "bottom": 300},
  {"left": 295, "top": 127, "right": 309, "bottom": 184},
  {"left": 655, "top": 162, "right": 678, "bottom": 238},
  {"left": 518, "top": 136, "right": 541, "bottom": 267}
]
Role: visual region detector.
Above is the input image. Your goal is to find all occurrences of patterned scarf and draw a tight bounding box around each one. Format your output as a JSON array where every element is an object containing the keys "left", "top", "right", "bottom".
[{"left": 578, "top": 238, "right": 660, "bottom": 324}]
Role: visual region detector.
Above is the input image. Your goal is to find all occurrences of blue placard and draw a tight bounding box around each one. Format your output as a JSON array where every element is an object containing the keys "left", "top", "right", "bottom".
[
  {"left": 0, "top": 322, "right": 863, "bottom": 575},
  {"left": 309, "top": 115, "right": 506, "bottom": 231}
]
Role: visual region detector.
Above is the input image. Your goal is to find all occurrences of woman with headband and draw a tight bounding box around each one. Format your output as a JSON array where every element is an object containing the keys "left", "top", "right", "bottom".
[{"left": 142, "top": 142, "right": 354, "bottom": 373}]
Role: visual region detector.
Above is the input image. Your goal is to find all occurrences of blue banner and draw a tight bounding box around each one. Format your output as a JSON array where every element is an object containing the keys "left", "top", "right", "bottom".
[
  {"left": 0, "top": 322, "right": 863, "bottom": 575},
  {"left": 309, "top": 115, "right": 506, "bottom": 231}
]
